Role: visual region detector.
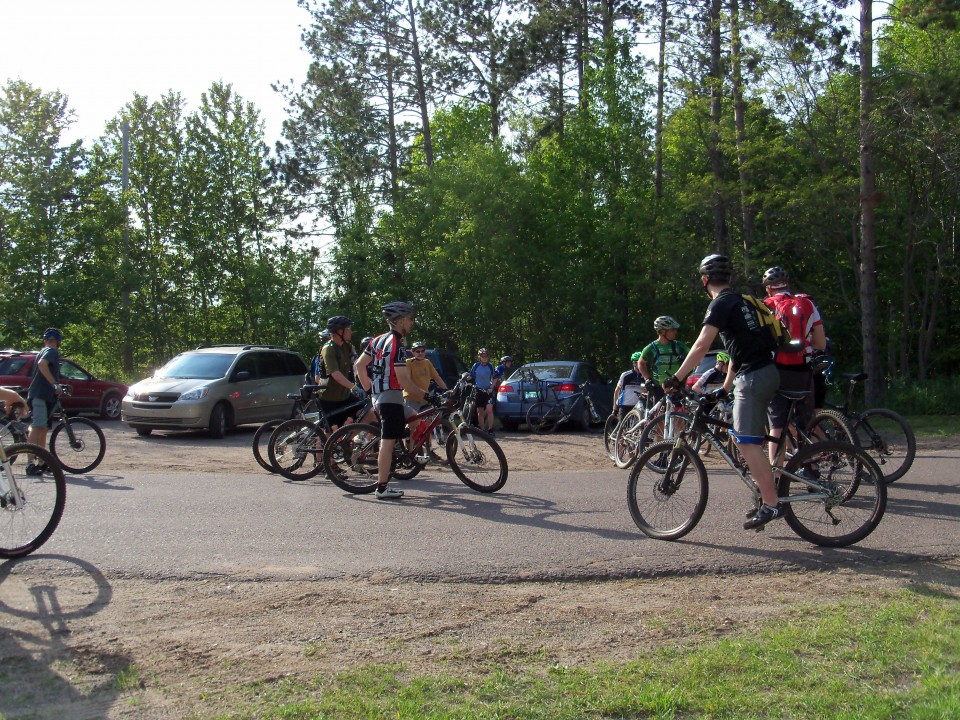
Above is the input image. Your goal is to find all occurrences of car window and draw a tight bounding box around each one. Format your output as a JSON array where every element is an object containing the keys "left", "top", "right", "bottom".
[
  {"left": 0, "top": 356, "right": 31, "bottom": 375},
  {"left": 257, "top": 352, "right": 288, "bottom": 378},
  {"left": 59, "top": 361, "right": 91, "bottom": 381},
  {"left": 511, "top": 364, "right": 574, "bottom": 381},
  {"left": 284, "top": 354, "right": 307, "bottom": 375},
  {"left": 232, "top": 353, "right": 259, "bottom": 380},
  {"left": 157, "top": 353, "right": 234, "bottom": 380}
]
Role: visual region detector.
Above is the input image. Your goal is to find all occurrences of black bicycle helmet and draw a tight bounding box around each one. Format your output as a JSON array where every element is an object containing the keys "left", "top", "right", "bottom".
[
  {"left": 382, "top": 301, "right": 414, "bottom": 321},
  {"left": 327, "top": 315, "right": 354, "bottom": 331},
  {"left": 43, "top": 327, "right": 63, "bottom": 341},
  {"left": 698, "top": 254, "right": 733, "bottom": 277},
  {"left": 762, "top": 266, "right": 789, "bottom": 287},
  {"left": 654, "top": 315, "right": 681, "bottom": 331},
  {"left": 500, "top": 355, "right": 512, "bottom": 363}
]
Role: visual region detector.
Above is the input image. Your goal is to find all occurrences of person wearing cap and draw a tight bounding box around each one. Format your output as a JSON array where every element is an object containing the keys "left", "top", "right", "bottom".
[
  {"left": 318, "top": 316, "right": 359, "bottom": 431},
  {"left": 612, "top": 351, "right": 646, "bottom": 421},
  {"left": 26, "top": 328, "right": 64, "bottom": 475},
  {"left": 404, "top": 342, "right": 448, "bottom": 458},
  {"left": 469, "top": 348, "right": 496, "bottom": 433}
]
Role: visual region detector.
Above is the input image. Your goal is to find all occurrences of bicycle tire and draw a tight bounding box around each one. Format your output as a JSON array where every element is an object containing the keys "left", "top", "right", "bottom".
[
  {"left": 390, "top": 448, "right": 426, "bottom": 481},
  {"left": 252, "top": 419, "right": 284, "bottom": 473},
  {"left": 268, "top": 419, "right": 325, "bottom": 481},
  {"left": 854, "top": 408, "right": 916, "bottom": 484},
  {"left": 322, "top": 423, "right": 380, "bottom": 494},
  {"left": 612, "top": 409, "right": 644, "bottom": 469},
  {"left": 0, "top": 444, "right": 66, "bottom": 559},
  {"left": 627, "top": 440, "right": 708, "bottom": 540},
  {"left": 780, "top": 440, "right": 886, "bottom": 547},
  {"left": 603, "top": 414, "right": 620, "bottom": 461},
  {"left": 50, "top": 417, "right": 106, "bottom": 474},
  {"left": 445, "top": 426, "right": 508, "bottom": 493},
  {"left": 526, "top": 401, "right": 562, "bottom": 434},
  {"left": 637, "top": 412, "right": 693, "bottom": 473}
]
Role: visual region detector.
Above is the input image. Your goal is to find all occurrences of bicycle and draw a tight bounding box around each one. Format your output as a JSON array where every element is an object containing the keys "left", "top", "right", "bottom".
[
  {"left": 610, "top": 389, "right": 686, "bottom": 469},
  {"left": 0, "top": 441, "right": 66, "bottom": 558},
  {"left": 266, "top": 390, "right": 374, "bottom": 481},
  {"left": 821, "top": 364, "right": 916, "bottom": 484},
  {"left": 322, "top": 378, "right": 507, "bottom": 494},
  {"left": 251, "top": 384, "right": 325, "bottom": 473},
  {"left": 526, "top": 382, "right": 603, "bottom": 434},
  {"left": 0, "top": 386, "right": 106, "bottom": 474},
  {"left": 627, "top": 392, "right": 887, "bottom": 547}
]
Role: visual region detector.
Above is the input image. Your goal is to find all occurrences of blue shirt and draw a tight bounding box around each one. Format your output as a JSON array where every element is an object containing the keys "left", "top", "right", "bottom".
[{"left": 470, "top": 361, "right": 495, "bottom": 390}]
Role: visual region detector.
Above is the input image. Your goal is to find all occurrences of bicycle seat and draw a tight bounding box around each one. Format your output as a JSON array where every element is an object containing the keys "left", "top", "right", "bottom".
[
  {"left": 776, "top": 390, "right": 810, "bottom": 401},
  {"left": 286, "top": 392, "right": 300, "bottom": 400},
  {"left": 841, "top": 372, "right": 868, "bottom": 382}
]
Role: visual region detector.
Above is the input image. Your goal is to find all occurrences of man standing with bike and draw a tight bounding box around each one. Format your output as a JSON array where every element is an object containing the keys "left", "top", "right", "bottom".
[
  {"left": 638, "top": 316, "right": 689, "bottom": 401},
  {"left": 661, "top": 255, "right": 783, "bottom": 531},
  {"left": 318, "top": 316, "right": 363, "bottom": 431},
  {"left": 26, "top": 328, "right": 64, "bottom": 476},
  {"left": 355, "top": 302, "right": 436, "bottom": 500},
  {"left": 613, "top": 351, "right": 646, "bottom": 421}
]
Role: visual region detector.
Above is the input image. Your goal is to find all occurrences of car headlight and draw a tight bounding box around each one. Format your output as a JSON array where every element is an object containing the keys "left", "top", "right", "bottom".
[
  {"left": 126, "top": 388, "right": 136, "bottom": 398},
  {"left": 179, "top": 387, "right": 210, "bottom": 401}
]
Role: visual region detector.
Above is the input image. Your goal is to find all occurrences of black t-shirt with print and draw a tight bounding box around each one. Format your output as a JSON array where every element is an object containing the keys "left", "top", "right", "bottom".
[{"left": 702, "top": 288, "right": 774, "bottom": 376}]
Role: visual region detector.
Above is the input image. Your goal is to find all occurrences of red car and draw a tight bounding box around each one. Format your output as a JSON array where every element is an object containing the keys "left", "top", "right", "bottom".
[{"left": 0, "top": 350, "right": 128, "bottom": 420}]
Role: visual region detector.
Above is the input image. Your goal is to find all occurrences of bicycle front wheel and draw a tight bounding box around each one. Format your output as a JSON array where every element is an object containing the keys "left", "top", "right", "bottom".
[
  {"left": 50, "top": 418, "right": 106, "bottom": 474},
  {"left": 526, "top": 401, "right": 562, "bottom": 434},
  {"left": 627, "top": 440, "right": 708, "bottom": 540},
  {"left": 322, "top": 423, "right": 380, "bottom": 494},
  {"left": 252, "top": 419, "right": 284, "bottom": 473},
  {"left": 446, "top": 426, "right": 507, "bottom": 493},
  {"left": 780, "top": 440, "right": 886, "bottom": 547},
  {"left": 603, "top": 414, "right": 620, "bottom": 461},
  {"left": 0, "top": 444, "right": 66, "bottom": 559},
  {"left": 612, "top": 410, "right": 644, "bottom": 469},
  {"left": 268, "top": 419, "right": 325, "bottom": 481},
  {"left": 854, "top": 408, "right": 916, "bottom": 484}
]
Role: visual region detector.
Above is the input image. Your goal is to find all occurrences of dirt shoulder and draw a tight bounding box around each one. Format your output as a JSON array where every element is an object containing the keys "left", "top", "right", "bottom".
[{"left": 1, "top": 426, "right": 957, "bottom": 719}]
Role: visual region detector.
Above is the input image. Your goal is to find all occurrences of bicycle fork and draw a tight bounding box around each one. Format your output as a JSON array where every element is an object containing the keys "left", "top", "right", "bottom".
[{"left": 0, "top": 459, "right": 25, "bottom": 510}]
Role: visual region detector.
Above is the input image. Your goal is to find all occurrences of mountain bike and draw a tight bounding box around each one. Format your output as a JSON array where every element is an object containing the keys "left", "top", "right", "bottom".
[
  {"left": 0, "top": 441, "right": 66, "bottom": 558},
  {"left": 251, "top": 384, "right": 325, "bottom": 473},
  {"left": 526, "top": 383, "right": 602, "bottom": 434},
  {"left": 822, "top": 365, "right": 916, "bottom": 483},
  {"left": 266, "top": 390, "right": 374, "bottom": 481},
  {"left": 322, "top": 379, "right": 507, "bottom": 494},
  {"left": 627, "top": 392, "right": 886, "bottom": 547},
  {"left": 0, "top": 386, "right": 106, "bottom": 474},
  {"left": 611, "top": 389, "right": 686, "bottom": 469}
]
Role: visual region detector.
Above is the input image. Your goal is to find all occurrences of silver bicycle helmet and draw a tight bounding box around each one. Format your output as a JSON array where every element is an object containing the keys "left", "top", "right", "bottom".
[
  {"left": 654, "top": 315, "right": 681, "bottom": 331},
  {"left": 500, "top": 355, "right": 512, "bottom": 363},
  {"left": 762, "top": 266, "right": 789, "bottom": 287},
  {"left": 381, "top": 301, "right": 415, "bottom": 321}
]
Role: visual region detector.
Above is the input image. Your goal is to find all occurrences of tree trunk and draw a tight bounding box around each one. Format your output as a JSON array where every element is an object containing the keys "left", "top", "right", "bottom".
[
  {"left": 859, "top": 0, "right": 882, "bottom": 403},
  {"left": 655, "top": 0, "right": 667, "bottom": 200},
  {"left": 729, "top": 0, "right": 754, "bottom": 277},
  {"left": 406, "top": 0, "right": 433, "bottom": 166},
  {"left": 708, "top": 0, "right": 727, "bottom": 252}
]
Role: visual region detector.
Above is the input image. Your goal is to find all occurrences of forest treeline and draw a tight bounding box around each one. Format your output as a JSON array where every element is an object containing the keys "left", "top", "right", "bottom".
[{"left": 0, "top": 0, "right": 957, "bottom": 402}]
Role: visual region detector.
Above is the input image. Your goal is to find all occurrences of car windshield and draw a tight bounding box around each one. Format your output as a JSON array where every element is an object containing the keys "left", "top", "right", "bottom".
[
  {"left": 156, "top": 353, "right": 234, "bottom": 380},
  {"left": 508, "top": 364, "right": 574, "bottom": 382},
  {"left": 0, "top": 356, "right": 31, "bottom": 375}
]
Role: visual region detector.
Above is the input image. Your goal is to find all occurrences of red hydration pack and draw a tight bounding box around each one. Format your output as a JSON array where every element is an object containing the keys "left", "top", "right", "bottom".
[{"left": 764, "top": 293, "right": 818, "bottom": 366}]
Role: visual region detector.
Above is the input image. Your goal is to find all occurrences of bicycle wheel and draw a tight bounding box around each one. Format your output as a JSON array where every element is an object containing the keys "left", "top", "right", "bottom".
[
  {"left": 613, "top": 410, "right": 644, "bottom": 469},
  {"left": 50, "top": 418, "right": 106, "bottom": 474},
  {"left": 0, "top": 444, "right": 66, "bottom": 559},
  {"left": 854, "top": 408, "right": 916, "bottom": 484},
  {"left": 638, "top": 412, "right": 693, "bottom": 472},
  {"left": 322, "top": 423, "right": 380, "bottom": 494},
  {"left": 526, "top": 401, "right": 562, "bottom": 434},
  {"left": 446, "top": 426, "right": 508, "bottom": 493},
  {"left": 390, "top": 447, "right": 426, "bottom": 481},
  {"left": 780, "top": 440, "right": 886, "bottom": 547},
  {"left": 627, "top": 440, "right": 708, "bottom": 540},
  {"left": 603, "top": 414, "right": 620, "bottom": 461},
  {"left": 252, "top": 419, "right": 284, "bottom": 473},
  {"left": 268, "top": 419, "right": 325, "bottom": 481}
]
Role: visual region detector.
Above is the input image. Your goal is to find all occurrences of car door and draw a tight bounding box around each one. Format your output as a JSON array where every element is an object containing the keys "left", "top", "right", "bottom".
[
  {"left": 227, "top": 353, "right": 264, "bottom": 424},
  {"left": 58, "top": 360, "right": 97, "bottom": 413},
  {"left": 257, "top": 351, "right": 298, "bottom": 420}
]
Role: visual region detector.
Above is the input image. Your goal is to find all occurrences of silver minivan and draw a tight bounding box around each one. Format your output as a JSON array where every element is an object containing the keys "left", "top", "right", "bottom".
[{"left": 121, "top": 345, "right": 308, "bottom": 438}]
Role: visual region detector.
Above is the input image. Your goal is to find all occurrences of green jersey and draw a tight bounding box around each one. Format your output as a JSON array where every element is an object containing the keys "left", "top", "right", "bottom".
[{"left": 640, "top": 340, "right": 689, "bottom": 383}]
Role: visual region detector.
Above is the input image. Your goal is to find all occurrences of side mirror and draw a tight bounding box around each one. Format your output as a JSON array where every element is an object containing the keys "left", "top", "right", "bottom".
[{"left": 233, "top": 371, "right": 252, "bottom": 382}]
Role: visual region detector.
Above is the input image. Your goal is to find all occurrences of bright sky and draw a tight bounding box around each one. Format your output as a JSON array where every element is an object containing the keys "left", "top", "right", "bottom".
[{"left": 0, "top": 0, "right": 313, "bottom": 146}]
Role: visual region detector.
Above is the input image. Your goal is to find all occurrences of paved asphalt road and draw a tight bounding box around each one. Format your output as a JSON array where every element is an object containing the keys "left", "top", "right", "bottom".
[{"left": 37, "top": 443, "right": 960, "bottom": 582}]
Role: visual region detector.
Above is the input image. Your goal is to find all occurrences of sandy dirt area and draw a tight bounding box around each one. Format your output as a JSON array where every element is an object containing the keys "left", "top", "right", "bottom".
[{"left": 1, "top": 425, "right": 957, "bottom": 719}]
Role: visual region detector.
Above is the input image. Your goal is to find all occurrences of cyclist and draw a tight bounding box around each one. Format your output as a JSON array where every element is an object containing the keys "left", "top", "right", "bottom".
[
  {"left": 661, "top": 255, "right": 782, "bottom": 531},
  {"left": 355, "top": 302, "right": 434, "bottom": 500},
  {"left": 493, "top": 355, "right": 513, "bottom": 390},
  {"left": 404, "top": 341, "right": 448, "bottom": 458},
  {"left": 309, "top": 329, "right": 333, "bottom": 384},
  {"left": 318, "top": 316, "right": 362, "bottom": 431},
  {"left": 691, "top": 352, "right": 731, "bottom": 394},
  {"left": 26, "top": 328, "right": 64, "bottom": 476},
  {"left": 761, "top": 266, "right": 827, "bottom": 462},
  {"left": 638, "top": 316, "right": 689, "bottom": 400},
  {"left": 612, "top": 351, "right": 646, "bottom": 420},
  {"left": 469, "top": 348, "right": 496, "bottom": 434}
]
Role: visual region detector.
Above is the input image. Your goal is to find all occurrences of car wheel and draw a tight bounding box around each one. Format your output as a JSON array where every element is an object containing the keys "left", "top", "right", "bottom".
[
  {"left": 499, "top": 419, "right": 519, "bottom": 432},
  {"left": 100, "top": 393, "right": 122, "bottom": 420},
  {"left": 209, "top": 403, "right": 229, "bottom": 439},
  {"left": 135, "top": 427, "right": 153, "bottom": 437},
  {"left": 576, "top": 401, "right": 591, "bottom": 431}
]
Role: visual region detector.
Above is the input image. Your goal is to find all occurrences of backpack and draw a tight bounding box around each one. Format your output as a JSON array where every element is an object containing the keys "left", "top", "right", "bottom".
[
  {"left": 741, "top": 294, "right": 798, "bottom": 355},
  {"left": 307, "top": 342, "right": 344, "bottom": 388},
  {"left": 765, "top": 293, "right": 816, "bottom": 365}
]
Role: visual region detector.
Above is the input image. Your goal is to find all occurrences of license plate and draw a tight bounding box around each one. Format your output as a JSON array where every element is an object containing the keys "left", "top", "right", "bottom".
[{"left": 524, "top": 391, "right": 539, "bottom": 399}]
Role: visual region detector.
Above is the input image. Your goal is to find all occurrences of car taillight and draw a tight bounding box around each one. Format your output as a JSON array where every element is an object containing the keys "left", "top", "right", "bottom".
[
  {"left": 499, "top": 384, "right": 514, "bottom": 393},
  {"left": 557, "top": 383, "right": 578, "bottom": 393}
]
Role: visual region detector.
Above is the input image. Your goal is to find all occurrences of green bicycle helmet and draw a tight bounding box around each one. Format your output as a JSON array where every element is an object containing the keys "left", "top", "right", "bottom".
[
  {"left": 716, "top": 351, "right": 730, "bottom": 363},
  {"left": 630, "top": 351, "right": 643, "bottom": 362}
]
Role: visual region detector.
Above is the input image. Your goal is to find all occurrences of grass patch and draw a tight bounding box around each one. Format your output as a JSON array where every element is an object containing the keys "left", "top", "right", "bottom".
[
  {"left": 905, "top": 415, "right": 960, "bottom": 438},
  {"left": 207, "top": 584, "right": 960, "bottom": 719}
]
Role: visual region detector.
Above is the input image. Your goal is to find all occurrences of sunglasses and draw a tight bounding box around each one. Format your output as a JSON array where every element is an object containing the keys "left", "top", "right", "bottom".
[{"left": 413, "top": 348, "right": 426, "bottom": 352}]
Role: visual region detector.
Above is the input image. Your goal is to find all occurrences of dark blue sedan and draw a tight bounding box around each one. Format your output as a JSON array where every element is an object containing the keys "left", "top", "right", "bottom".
[{"left": 494, "top": 361, "right": 613, "bottom": 432}]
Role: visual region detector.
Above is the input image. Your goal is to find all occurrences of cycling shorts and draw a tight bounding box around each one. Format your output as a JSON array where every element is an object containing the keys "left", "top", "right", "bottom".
[
  {"left": 768, "top": 367, "right": 814, "bottom": 431},
  {"left": 376, "top": 401, "right": 407, "bottom": 440},
  {"left": 475, "top": 389, "right": 491, "bottom": 409},
  {"left": 27, "top": 398, "right": 55, "bottom": 429},
  {"left": 731, "top": 364, "right": 779, "bottom": 445}
]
